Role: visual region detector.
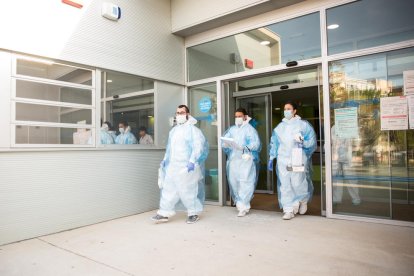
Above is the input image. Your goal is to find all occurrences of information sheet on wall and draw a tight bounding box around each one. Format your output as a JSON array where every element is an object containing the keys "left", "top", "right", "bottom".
[{"left": 380, "top": 96, "right": 408, "bottom": 131}]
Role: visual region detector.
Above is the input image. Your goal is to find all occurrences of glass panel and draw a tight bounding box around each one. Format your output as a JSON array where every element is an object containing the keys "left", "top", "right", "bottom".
[
  {"left": 15, "top": 125, "right": 92, "bottom": 145},
  {"left": 103, "top": 94, "right": 154, "bottom": 145},
  {"left": 327, "top": 0, "right": 414, "bottom": 55},
  {"left": 237, "top": 68, "right": 318, "bottom": 90},
  {"left": 189, "top": 83, "right": 219, "bottom": 201},
  {"left": 16, "top": 103, "right": 92, "bottom": 125},
  {"left": 187, "top": 12, "right": 321, "bottom": 81},
  {"left": 16, "top": 58, "right": 92, "bottom": 85},
  {"left": 237, "top": 96, "right": 270, "bottom": 192},
  {"left": 16, "top": 80, "right": 92, "bottom": 105},
  {"left": 329, "top": 47, "right": 414, "bottom": 221},
  {"left": 102, "top": 71, "right": 154, "bottom": 98}
]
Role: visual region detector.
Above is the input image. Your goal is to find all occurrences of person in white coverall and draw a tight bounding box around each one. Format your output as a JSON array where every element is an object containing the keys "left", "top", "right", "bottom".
[
  {"left": 268, "top": 101, "right": 317, "bottom": 220},
  {"left": 152, "top": 105, "right": 209, "bottom": 224},
  {"left": 222, "top": 107, "right": 261, "bottom": 217}
]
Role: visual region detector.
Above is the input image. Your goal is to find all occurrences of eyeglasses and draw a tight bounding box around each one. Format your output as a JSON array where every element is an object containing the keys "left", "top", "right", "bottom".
[{"left": 176, "top": 111, "right": 187, "bottom": 115}]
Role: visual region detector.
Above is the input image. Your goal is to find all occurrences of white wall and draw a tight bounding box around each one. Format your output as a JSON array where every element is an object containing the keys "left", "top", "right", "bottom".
[
  {"left": 171, "top": 0, "right": 269, "bottom": 32},
  {"left": 0, "top": 149, "right": 162, "bottom": 245},
  {"left": 0, "top": 52, "right": 11, "bottom": 148},
  {"left": 0, "top": 0, "right": 184, "bottom": 84}
]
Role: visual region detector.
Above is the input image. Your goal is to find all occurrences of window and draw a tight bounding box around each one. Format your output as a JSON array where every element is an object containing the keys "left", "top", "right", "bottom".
[
  {"left": 100, "top": 71, "right": 155, "bottom": 145},
  {"left": 327, "top": 0, "right": 414, "bottom": 55},
  {"left": 329, "top": 47, "right": 414, "bottom": 222},
  {"left": 12, "top": 56, "right": 94, "bottom": 146},
  {"left": 187, "top": 12, "right": 321, "bottom": 81}
]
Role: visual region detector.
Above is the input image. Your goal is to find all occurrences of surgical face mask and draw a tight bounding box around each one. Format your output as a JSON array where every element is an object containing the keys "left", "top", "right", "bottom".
[
  {"left": 235, "top": 117, "right": 244, "bottom": 126},
  {"left": 101, "top": 124, "right": 109, "bottom": 131},
  {"left": 176, "top": 114, "right": 187, "bottom": 124},
  {"left": 119, "top": 128, "right": 125, "bottom": 134},
  {"left": 284, "top": 110, "right": 293, "bottom": 120}
]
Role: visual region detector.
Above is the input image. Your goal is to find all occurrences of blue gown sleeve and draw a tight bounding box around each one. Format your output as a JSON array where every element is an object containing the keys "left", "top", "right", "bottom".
[
  {"left": 269, "top": 129, "right": 279, "bottom": 160},
  {"left": 221, "top": 127, "right": 233, "bottom": 156},
  {"left": 244, "top": 126, "right": 261, "bottom": 152},
  {"left": 302, "top": 121, "right": 317, "bottom": 157},
  {"left": 189, "top": 126, "right": 209, "bottom": 164}
]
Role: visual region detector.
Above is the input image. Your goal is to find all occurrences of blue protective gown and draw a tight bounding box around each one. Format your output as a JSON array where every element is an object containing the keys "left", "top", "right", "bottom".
[
  {"left": 115, "top": 127, "right": 138, "bottom": 144},
  {"left": 269, "top": 116, "right": 316, "bottom": 213},
  {"left": 157, "top": 116, "right": 209, "bottom": 217},
  {"left": 100, "top": 128, "right": 115, "bottom": 144},
  {"left": 222, "top": 118, "right": 261, "bottom": 212}
]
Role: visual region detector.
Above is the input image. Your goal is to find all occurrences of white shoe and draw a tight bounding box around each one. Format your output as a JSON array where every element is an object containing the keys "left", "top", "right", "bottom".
[
  {"left": 237, "top": 210, "right": 247, "bottom": 217},
  {"left": 293, "top": 204, "right": 299, "bottom": 215},
  {"left": 299, "top": 202, "right": 307, "bottom": 215},
  {"left": 282, "top": 212, "right": 294, "bottom": 220}
]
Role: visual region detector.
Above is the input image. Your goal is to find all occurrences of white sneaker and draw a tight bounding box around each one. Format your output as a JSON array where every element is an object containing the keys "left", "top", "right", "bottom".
[
  {"left": 282, "top": 212, "right": 294, "bottom": 220},
  {"left": 299, "top": 202, "right": 307, "bottom": 215},
  {"left": 237, "top": 210, "right": 247, "bottom": 217},
  {"left": 293, "top": 204, "right": 299, "bottom": 215}
]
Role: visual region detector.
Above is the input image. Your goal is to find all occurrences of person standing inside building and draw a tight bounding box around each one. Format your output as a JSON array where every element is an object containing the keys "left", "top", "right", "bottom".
[
  {"left": 138, "top": 126, "right": 154, "bottom": 145},
  {"left": 331, "top": 124, "right": 361, "bottom": 205},
  {"left": 115, "top": 120, "right": 137, "bottom": 144},
  {"left": 100, "top": 122, "right": 115, "bottom": 144},
  {"left": 268, "top": 101, "right": 317, "bottom": 220},
  {"left": 152, "top": 105, "right": 209, "bottom": 224},
  {"left": 222, "top": 108, "right": 261, "bottom": 217}
]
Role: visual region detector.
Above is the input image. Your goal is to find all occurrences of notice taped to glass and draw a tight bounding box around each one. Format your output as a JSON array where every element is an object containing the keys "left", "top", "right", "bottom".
[
  {"left": 334, "top": 107, "right": 359, "bottom": 139},
  {"left": 380, "top": 96, "right": 408, "bottom": 131},
  {"left": 403, "top": 70, "right": 414, "bottom": 95}
]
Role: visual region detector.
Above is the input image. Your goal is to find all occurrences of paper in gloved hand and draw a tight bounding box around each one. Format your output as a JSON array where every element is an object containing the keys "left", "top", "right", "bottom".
[{"left": 220, "top": 137, "right": 243, "bottom": 150}]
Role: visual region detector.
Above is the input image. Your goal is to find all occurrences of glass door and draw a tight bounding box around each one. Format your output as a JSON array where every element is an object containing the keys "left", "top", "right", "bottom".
[{"left": 236, "top": 95, "right": 273, "bottom": 193}]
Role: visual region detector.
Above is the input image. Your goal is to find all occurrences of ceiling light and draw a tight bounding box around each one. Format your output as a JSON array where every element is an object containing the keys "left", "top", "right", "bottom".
[
  {"left": 260, "top": 40, "right": 270, "bottom": 46},
  {"left": 107, "top": 79, "right": 113, "bottom": 83},
  {"left": 327, "top": 24, "right": 339, "bottom": 30}
]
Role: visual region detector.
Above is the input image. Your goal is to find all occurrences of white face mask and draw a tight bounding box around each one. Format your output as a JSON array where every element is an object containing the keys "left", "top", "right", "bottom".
[
  {"left": 235, "top": 117, "right": 244, "bottom": 126},
  {"left": 101, "top": 124, "right": 109, "bottom": 131},
  {"left": 176, "top": 114, "right": 187, "bottom": 124},
  {"left": 284, "top": 110, "right": 293, "bottom": 120},
  {"left": 119, "top": 128, "right": 125, "bottom": 134}
]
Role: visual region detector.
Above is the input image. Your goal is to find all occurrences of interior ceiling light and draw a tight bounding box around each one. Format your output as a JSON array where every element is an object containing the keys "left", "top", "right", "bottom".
[
  {"left": 260, "top": 40, "right": 270, "bottom": 46},
  {"left": 327, "top": 24, "right": 339, "bottom": 30},
  {"left": 107, "top": 79, "right": 113, "bottom": 83}
]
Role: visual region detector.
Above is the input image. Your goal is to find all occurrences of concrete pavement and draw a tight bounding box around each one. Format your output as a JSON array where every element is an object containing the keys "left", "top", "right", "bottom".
[{"left": 0, "top": 206, "right": 413, "bottom": 276}]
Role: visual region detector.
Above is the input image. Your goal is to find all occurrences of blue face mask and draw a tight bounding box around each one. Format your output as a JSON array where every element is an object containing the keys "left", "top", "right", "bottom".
[{"left": 284, "top": 110, "right": 293, "bottom": 119}]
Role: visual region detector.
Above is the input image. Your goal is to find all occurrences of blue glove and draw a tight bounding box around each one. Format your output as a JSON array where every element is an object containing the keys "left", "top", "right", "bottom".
[
  {"left": 187, "top": 162, "right": 195, "bottom": 172},
  {"left": 267, "top": 159, "right": 273, "bottom": 171},
  {"left": 160, "top": 160, "right": 166, "bottom": 168}
]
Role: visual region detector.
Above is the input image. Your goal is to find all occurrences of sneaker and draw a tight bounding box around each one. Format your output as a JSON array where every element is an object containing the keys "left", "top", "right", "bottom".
[
  {"left": 151, "top": 214, "right": 168, "bottom": 223},
  {"left": 282, "top": 212, "right": 294, "bottom": 220},
  {"left": 186, "top": 215, "right": 200, "bottom": 224},
  {"left": 293, "top": 204, "right": 299, "bottom": 215},
  {"left": 299, "top": 202, "right": 307, "bottom": 215},
  {"left": 237, "top": 210, "right": 247, "bottom": 217}
]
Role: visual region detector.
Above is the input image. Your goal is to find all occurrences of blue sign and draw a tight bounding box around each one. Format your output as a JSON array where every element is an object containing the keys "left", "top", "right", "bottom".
[{"left": 199, "top": 97, "right": 212, "bottom": 113}]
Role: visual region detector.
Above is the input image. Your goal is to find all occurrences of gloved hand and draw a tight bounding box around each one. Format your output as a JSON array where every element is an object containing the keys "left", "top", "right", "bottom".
[
  {"left": 160, "top": 160, "right": 166, "bottom": 168},
  {"left": 187, "top": 162, "right": 195, "bottom": 172},
  {"left": 267, "top": 159, "right": 273, "bottom": 171},
  {"left": 294, "top": 133, "right": 304, "bottom": 143}
]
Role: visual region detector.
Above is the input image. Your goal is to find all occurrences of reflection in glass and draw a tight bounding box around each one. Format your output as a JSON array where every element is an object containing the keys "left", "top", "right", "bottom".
[
  {"left": 16, "top": 125, "right": 92, "bottom": 145},
  {"left": 16, "top": 58, "right": 92, "bottom": 85},
  {"left": 16, "top": 103, "right": 92, "bottom": 125},
  {"left": 189, "top": 84, "right": 219, "bottom": 201},
  {"left": 102, "top": 71, "right": 154, "bottom": 98},
  {"left": 16, "top": 80, "right": 92, "bottom": 105},
  {"left": 327, "top": 0, "right": 414, "bottom": 55},
  {"left": 329, "top": 47, "right": 414, "bottom": 221},
  {"left": 187, "top": 12, "right": 320, "bottom": 81}
]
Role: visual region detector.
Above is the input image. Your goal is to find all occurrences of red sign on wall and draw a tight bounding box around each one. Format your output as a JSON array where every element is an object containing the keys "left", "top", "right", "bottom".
[
  {"left": 62, "top": 0, "right": 83, "bottom": 9},
  {"left": 245, "top": 59, "right": 254, "bottom": 69}
]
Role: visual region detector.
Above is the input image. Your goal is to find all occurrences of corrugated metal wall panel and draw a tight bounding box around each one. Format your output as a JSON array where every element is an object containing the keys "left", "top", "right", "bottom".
[
  {"left": 0, "top": 0, "right": 184, "bottom": 84},
  {"left": 0, "top": 150, "right": 163, "bottom": 245}
]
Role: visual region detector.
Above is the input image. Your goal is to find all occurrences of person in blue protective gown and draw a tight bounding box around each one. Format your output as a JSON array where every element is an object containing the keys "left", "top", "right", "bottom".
[
  {"left": 115, "top": 121, "right": 137, "bottom": 144},
  {"left": 268, "top": 101, "right": 316, "bottom": 220},
  {"left": 99, "top": 122, "right": 115, "bottom": 144},
  {"left": 151, "top": 104, "right": 209, "bottom": 224},
  {"left": 222, "top": 107, "right": 261, "bottom": 217}
]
